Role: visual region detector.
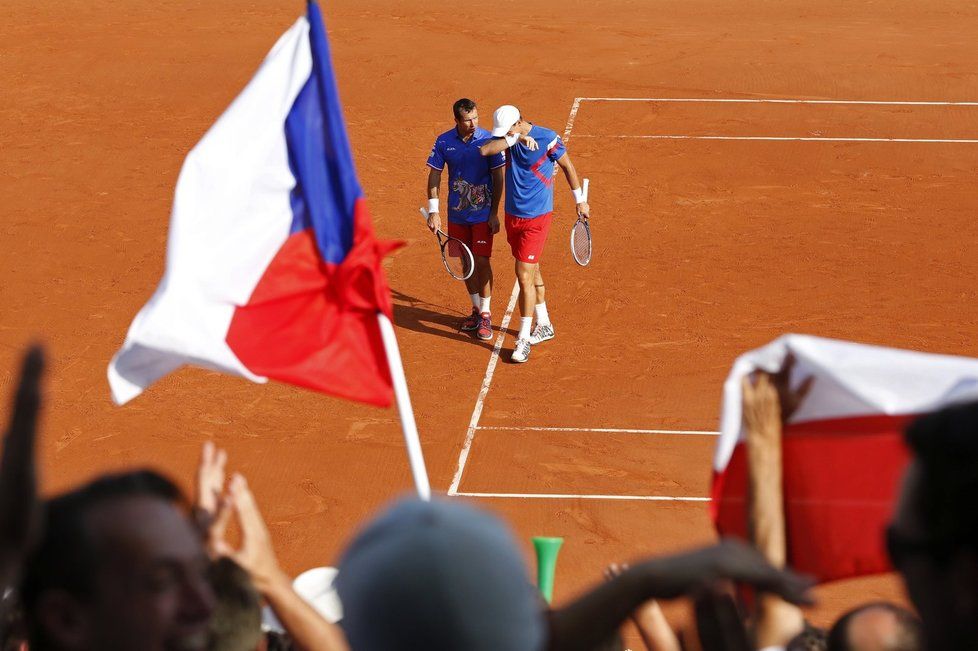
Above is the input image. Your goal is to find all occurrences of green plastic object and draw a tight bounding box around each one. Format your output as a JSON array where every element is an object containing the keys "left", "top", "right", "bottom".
[{"left": 532, "top": 536, "right": 564, "bottom": 603}]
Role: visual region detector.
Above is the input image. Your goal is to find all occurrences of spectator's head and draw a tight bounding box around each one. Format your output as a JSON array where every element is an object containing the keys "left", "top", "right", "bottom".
[
  {"left": 335, "top": 498, "right": 545, "bottom": 651},
  {"left": 21, "top": 470, "right": 214, "bottom": 651},
  {"left": 826, "top": 602, "right": 921, "bottom": 651},
  {"left": 787, "top": 622, "right": 827, "bottom": 651},
  {"left": 889, "top": 401, "right": 978, "bottom": 650},
  {"left": 207, "top": 558, "right": 261, "bottom": 651}
]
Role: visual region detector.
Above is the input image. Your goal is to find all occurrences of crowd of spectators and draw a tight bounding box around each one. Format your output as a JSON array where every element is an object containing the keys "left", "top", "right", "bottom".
[{"left": 0, "top": 344, "right": 974, "bottom": 650}]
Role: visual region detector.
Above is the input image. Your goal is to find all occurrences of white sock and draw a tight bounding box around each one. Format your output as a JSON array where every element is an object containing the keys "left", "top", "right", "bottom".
[
  {"left": 480, "top": 296, "right": 491, "bottom": 314},
  {"left": 469, "top": 293, "right": 480, "bottom": 309},
  {"left": 518, "top": 317, "right": 532, "bottom": 340},
  {"left": 535, "top": 302, "right": 551, "bottom": 326}
]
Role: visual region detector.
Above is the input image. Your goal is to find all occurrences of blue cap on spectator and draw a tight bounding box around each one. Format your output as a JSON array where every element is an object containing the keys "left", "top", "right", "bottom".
[{"left": 336, "top": 498, "right": 546, "bottom": 651}]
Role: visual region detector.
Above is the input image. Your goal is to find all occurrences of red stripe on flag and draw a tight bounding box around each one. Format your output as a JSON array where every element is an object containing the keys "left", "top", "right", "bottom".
[
  {"left": 226, "top": 199, "right": 401, "bottom": 407},
  {"left": 712, "top": 413, "right": 915, "bottom": 582}
]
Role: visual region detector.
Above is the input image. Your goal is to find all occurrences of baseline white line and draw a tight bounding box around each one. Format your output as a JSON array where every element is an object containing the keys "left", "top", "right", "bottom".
[
  {"left": 475, "top": 425, "right": 719, "bottom": 435},
  {"left": 578, "top": 97, "right": 978, "bottom": 106},
  {"left": 447, "top": 97, "right": 584, "bottom": 496},
  {"left": 573, "top": 134, "right": 978, "bottom": 143},
  {"left": 455, "top": 491, "right": 711, "bottom": 502}
]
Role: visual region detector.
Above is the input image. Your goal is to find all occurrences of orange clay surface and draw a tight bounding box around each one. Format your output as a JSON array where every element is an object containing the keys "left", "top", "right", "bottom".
[{"left": 5, "top": 0, "right": 978, "bottom": 641}]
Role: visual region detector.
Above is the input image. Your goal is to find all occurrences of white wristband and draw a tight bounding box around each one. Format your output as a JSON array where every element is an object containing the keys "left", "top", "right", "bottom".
[
  {"left": 427, "top": 198, "right": 439, "bottom": 214},
  {"left": 504, "top": 133, "right": 520, "bottom": 148},
  {"left": 572, "top": 187, "right": 586, "bottom": 204}
]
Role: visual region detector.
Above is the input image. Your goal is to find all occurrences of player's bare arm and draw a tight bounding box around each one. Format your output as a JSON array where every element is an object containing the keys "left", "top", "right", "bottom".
[
  {"left": 488, "top": 166, "right": 504, "bottom": 234},
  {"left": 556, "top": 153, "right": 590, "bottom": 218},
  {"left": 426, "top": 167, "right": 442, "bottom": 232},
  {"left": 479, "top": 131, "right": 539, "bottom": 156}
]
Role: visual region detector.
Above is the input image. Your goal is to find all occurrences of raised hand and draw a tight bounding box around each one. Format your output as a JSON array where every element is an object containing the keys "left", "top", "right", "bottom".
[
  {"left": 193, "top": 441, "right": 230, "bottom": 554},
  {"left": 215, "top": 474, "right": 286, "bottom": 593},
  {"left": 771, "top": 353, "right": 814, "bottom": 423},
  {"left": 0, "top": 346, "right": 45, "bottom": 584}
]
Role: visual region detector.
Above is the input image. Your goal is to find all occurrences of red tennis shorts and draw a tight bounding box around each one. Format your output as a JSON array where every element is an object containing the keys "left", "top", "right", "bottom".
[
  {"left": 448, "top": 221, "right": 494, "bottom": 258},
  {"left": 505, "top": 212, "right": 553, "bottom": 263}
]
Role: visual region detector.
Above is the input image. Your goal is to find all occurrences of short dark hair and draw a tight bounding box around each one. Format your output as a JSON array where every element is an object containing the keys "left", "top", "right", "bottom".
[
  {"left": 208, "top": 558, "right": 262, "bottom": 651},
  {"left": 827, "top": 602, "right": 922, "bottom": 651},
  {"left": 20, "top": 470, "right": 185, "bottom": 616},
  {"left": 453, "top": 98, "right": 477, "bottom": 120},
  {"left": 904, "top": 401, "right": 978, "bottom": 552},
  {"left": 787, "top": 622, "right": 828, "bottom": 651}
]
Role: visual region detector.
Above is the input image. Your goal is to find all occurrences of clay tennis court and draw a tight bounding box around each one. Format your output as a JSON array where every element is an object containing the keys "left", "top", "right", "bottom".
[{"left": 5, "top": 0, "right": 978, "bottom": 641}]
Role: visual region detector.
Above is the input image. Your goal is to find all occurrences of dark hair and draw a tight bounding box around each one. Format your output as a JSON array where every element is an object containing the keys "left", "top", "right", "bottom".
[
  {"left": 788, "top": 622, "right": 828, "bottom": 651},
  {"left": 827, "top": 602, "right": 922, "bottom": 651},
  {"left": 904, "top": 401, "right": 978, "bottom": 551},
  {"left": 20, "top": 470, "right": 185, "bottom": 613},
  {"left": 208, "top": 558, "right": 262, "bottom": 651},
  {"left": 453, "top": 98, "right": 477, "bottom": 120}
]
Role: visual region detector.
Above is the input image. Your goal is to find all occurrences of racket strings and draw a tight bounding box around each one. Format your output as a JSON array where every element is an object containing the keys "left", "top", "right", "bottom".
[
  {"left": 571, "top": 220, "right": 592, "bottom": 265},
  {"left": 443, "top": 238, "right": 473, "bottom": 280}
]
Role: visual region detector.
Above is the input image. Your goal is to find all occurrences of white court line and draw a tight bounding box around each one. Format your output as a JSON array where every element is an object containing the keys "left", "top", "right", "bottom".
[
  {"left": 446, "top": 288, "right": 519, "bottom": 495},
  {"left": 447, "top": 97, "right": 585, "bottom": 497},
  {"left": 475, "top": 425, "right": 719, "bottom": 435},
  {"left": 574, "top": 134, "right": 978, "bottom": 143},
  {"left": 455, "top": 491, "right": 711, "bottom": 502},
  {"left": 579, "top": 97, "right": 978, "bottom": 106}
]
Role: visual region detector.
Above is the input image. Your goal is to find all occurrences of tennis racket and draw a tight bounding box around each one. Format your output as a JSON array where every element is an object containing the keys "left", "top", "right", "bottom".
[
  {"left": 570, "top": 178, "right": 592, "bottom": 266},
  {"left": 419, "top": 207, "right": 475, "bottom": 281}
]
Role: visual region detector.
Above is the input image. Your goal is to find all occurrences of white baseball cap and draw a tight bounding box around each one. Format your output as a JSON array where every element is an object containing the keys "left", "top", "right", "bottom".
[{"left": 490, "top": 105, "right": 521, "bottom": 137}]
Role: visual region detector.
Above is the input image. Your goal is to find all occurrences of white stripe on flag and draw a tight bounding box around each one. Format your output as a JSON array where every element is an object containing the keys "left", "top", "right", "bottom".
[
  {"left": 108, "top": 18, "right": 313, "bottom": 405},
  {"left": 715, "top": 334, "right": 978, "bottom": 471}
]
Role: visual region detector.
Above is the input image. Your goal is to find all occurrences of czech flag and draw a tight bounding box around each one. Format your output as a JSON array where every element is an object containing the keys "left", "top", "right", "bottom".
[
  {"left": 712, "top": 334, "right": 978, "bottom": 582},
  {"left": 108, "top": 1, "right": 398, "bottom": 407}
]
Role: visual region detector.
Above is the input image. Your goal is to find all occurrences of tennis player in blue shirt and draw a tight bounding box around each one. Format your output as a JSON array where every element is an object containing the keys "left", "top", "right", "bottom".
[
  {"left": 425, "top": 99, "right": 506, "bottom": 341},
  {"left": 480, "top": 105, "right": 590, "bottom": 363}
]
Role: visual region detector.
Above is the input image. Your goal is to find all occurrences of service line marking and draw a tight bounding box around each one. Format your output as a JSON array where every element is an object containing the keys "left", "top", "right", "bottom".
[
  {"left": 574, "top": 134, "right": 978, "bottom": 144},
  {"left": 475, "top": 425, "right": 719, "bottom": 435},
  {"left": 447, "top": 97, "right": 585, "bottom": 497},
  {"left": 454, "top": 491, "right": 711, "bottom": 502},
  {"left": 578, "top": 97, "right": 978, "bottom": 106}
]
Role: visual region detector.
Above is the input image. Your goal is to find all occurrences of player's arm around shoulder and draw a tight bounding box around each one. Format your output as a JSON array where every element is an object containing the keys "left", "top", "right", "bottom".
[
  {"left": 556, "top": 153, "right": 589, "bottom": 218},
  {"left": 479, "top": 136, "right": 510, "bottom": 157}
]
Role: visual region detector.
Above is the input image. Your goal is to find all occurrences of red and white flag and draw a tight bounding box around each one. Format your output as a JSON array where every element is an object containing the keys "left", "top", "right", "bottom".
[{"left": 712, "top": 334, "right": 978, "bottom": 582}]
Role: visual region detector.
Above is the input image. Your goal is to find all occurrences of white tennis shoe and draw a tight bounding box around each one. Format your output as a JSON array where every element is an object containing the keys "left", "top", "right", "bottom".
[
  {"left": 511, "top": 338, "right": 532, "bottom": 363},
  {"left": 528, "top": 323, "right": 555, "bottom": 346}
]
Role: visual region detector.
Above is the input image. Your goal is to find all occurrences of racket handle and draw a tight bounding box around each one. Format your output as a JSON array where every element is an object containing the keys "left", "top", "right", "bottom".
[
  {"left": 582, "top": 178, "right": 589, "bottom": 202},
  {"left": 532, "top": 536, "right": 564, "bottom": 603},
  {"left": 420, "top": 206, "right": 429, "bottom": 219}
]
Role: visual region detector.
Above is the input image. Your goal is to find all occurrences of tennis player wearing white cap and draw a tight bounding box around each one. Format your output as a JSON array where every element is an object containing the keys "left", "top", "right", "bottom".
[{"left": 480, "top": 105, "right": 590, "bottom": 364}]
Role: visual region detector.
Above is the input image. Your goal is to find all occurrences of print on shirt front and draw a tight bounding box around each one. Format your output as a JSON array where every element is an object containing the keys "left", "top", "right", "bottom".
[
  {"left": 427, "top": 126, "right": 506, "bottom": 225},
  {"left": 504, "top": 125, "right": 566, "bottom": 219}
]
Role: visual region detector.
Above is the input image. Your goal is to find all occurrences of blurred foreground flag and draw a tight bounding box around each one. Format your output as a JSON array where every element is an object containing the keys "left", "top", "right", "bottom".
[
  {"left": 109, "top": 1, "right": 399, "bottom": 407},
  {"left": 712, "top": 334, "right": 978, "bottom": 582}
]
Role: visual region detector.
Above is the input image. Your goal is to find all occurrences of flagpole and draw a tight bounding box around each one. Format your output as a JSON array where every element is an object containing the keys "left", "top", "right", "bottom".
[{"left": 376, "top": 312, "right": 432, "bottom": 500}]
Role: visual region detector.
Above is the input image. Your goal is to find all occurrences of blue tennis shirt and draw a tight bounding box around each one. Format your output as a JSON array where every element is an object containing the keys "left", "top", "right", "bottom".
[
  {"left": 503, "top": 125, "right": 566, "bottom": 219},
  {"left": 427, "top": 127, "right": 506, "bottom": 225}
]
